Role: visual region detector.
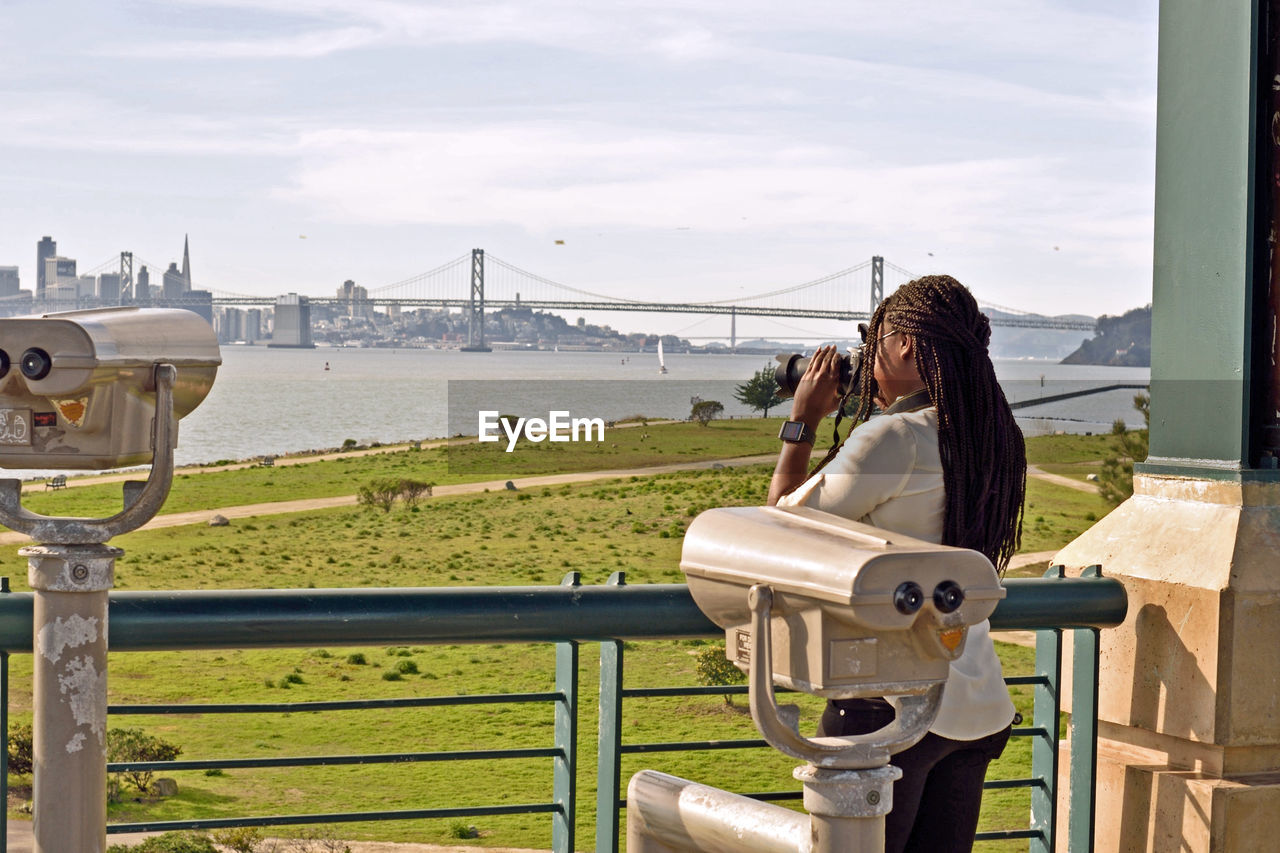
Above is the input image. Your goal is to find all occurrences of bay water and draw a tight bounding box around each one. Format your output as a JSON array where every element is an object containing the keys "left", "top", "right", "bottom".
[
  {"left": 8, "top": 345, "right": 1150, "bottom": 479},
  {"left": 175, "top": 346, "right": 1148, "bottom": 465}
]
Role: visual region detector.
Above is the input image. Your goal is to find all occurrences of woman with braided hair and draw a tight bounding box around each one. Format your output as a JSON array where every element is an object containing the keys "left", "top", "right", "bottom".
[{"left": 767, "top": 274, "right": 1024, "bottom": 853}]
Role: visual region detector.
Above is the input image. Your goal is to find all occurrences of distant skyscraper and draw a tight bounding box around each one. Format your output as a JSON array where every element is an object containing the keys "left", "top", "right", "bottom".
[
  {"left": 44, "top": 257, "right": 77, "bottom": 304},
  {"left": 269, "top": 293, "right": 314, "bottom": 348},
  {"left": 181, "top": 234, "right": 192, "bottom": 290},
  {"left": 97, "top": 273, "right": 120, "bottom": 303},
  {"left": 246, "top": 308, "right": 262, "bottom": 344},
  {"left": 0, "top": 266, "right": 18, "bottom": 298},
  {"left": 36, "top": 237, "right": 55, "bottom": 300},
  {"left": 136, "top": 265, "right": 151, "bottom": 305},
  {"left": 162, "top": 263, "right": 185, "bottom": 300},
  {"left": 337, "top": 279, "right": 371, "bottom": 319}
]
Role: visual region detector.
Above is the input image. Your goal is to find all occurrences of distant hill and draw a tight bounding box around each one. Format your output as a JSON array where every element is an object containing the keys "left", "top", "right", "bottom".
[
  {"left": 1060, "top": 305, "right": 1151, "bottom": 367},
  {"left": 984, "top": 309, "right": 1097, "bottom": 360}
]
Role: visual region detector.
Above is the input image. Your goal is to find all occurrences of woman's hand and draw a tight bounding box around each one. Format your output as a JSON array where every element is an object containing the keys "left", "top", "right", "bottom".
[{"left": 789, "top": 345, "right": 844, "bottom": 428}]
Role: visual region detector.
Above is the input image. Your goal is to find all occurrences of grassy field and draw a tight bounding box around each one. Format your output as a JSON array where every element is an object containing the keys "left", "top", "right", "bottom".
[{"left": 1, "top": 420, "right": 1118, "bottom": 850}]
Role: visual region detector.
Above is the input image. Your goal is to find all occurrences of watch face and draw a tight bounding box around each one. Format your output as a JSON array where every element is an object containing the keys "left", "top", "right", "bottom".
[{"left": 780, "top": 421, "right": 806, "bottom": 441}]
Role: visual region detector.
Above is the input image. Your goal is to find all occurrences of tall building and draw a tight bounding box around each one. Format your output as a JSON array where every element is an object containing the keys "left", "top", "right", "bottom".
[
  {"left": 162, "top": 263, "right": 185, "bottom": 300},
  {"left": 182, "top": 290, "right": 214, "bottom": 326},
  {"left": 181, "top": 234, "right": 192, "bottom": 289},
  {"left": 269, "top": 293, "right": 314, "bottom": 348},
  {"left": 337, "top": 279, "right": 371, "bottom": 319},
  {"left": 136, "top": 266, "right": 151, "bottom": 305},
  {"left": 0, "top": 266, "right": 18, "bottom": 297},
  {"left": 97, "top": 272, "right": 121, "bottom": 303},
  {"left": 245, "top": 308, "right": 262, "bottom": 344},
  {"left": 36, "top": 237, "right": 55, "bottom": 300}
]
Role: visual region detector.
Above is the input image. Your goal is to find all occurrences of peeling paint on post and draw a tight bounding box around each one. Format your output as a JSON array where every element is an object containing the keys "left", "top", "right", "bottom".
[{"left": 24, "top": 543, "right": 120, "bottom": 853}]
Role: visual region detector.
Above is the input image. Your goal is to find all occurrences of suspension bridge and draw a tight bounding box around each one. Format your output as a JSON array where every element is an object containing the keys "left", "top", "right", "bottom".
[{"left": 29, "top": 249, "right": 1094, "bottom": 350}]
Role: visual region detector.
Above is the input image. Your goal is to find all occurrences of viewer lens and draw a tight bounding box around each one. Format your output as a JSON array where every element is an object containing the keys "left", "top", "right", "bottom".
[
  {"left": 933, "top": 580, "right": 965, "bottom": 614},
  {"left": 894, "top": 581, "right": 924, "bottom": 615},
  {"left": 0, "top": 349, "right": 9, "bottom": 378},
  {"left": 20, "top": 348, "right": 51, "bottom": 380}
]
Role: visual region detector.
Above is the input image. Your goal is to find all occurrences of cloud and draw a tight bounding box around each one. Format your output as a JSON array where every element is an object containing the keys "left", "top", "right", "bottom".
[{"left": 273, "top": 123, "right": 1151, "bottom": 262}]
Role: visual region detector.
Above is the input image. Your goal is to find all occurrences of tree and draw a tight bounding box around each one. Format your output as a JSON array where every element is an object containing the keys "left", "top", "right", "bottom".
[
  {"left": 690, "top": 400, "right": 724, "bottom": 426},
  {"left": 1097, "top": 393, "right": 1149, "bottom": 506},
  {"left": 694, "top": 643, "right": 747, "bottom": 706},
  {"left": 734, "top": 364, "right": 784, "bottom": 418},
  {"left": 357, "top": 479, "right": 400, "bottom": 512},
  {"left": 107, "top": 727, "right": 182, "bottom": 795}
]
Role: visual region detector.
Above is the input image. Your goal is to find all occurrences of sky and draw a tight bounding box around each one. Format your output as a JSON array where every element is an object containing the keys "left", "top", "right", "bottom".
[{"left": 0, "top": 0, "right": 1158, "bottom": 341}]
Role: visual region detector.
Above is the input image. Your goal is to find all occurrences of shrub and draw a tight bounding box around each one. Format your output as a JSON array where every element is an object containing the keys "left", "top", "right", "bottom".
[
  {"left": 342, "top": 438, "right": 357, "bottom": 450},
  {"left": 107, "top": 830, "right": 216, "bottom": 852},
  {"left": 107, "top": 728, "right": 182, "bottom": 794},
  {"left": 211, "top": 826, "right": 263, "bottom": 853},
  {"left": 398, "top": 479, "right": 434, "bottom": 508},
  {"left": 694, "top": 643, "right": 746, "bottom": 706},
  {"left": 356, "top": 479, "right": 400, "bottom": 513},
  {"left": 8, "top": 721, "right": 32, "bottom": 774},
  {"left": 396, "top": 659, "right": 419, "bottom": 675},
  {"left": 690, "top": 400, "right": 724, "bottom": 426},
  {"left": 346, "top": 653, "right": 367, "bottom": 665}
]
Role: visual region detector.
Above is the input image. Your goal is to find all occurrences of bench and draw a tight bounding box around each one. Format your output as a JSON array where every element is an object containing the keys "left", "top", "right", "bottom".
[
  {"left": 259, "top": 456, "right": 275, "bottom": 468},
  {"left": 45, "top": 475, "right": 67, "bottom": 490}
]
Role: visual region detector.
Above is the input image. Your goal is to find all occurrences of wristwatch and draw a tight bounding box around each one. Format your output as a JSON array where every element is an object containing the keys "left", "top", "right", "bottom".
[{"left": 778, "top": 420, "right": 816, "bottom": 445}]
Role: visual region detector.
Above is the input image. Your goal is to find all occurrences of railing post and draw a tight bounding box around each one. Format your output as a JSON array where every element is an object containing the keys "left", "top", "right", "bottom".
[
  {"left": 553, "top": 573, "right": 581, "bottom": 853},
  {"left": 1068, "top": 566, "right": 1103, "bottom": 853},
  {"left": 596, "top": 572, "right": 626, "bottom": 853},
  {"left": 1030, "top": 565, "right": 1064, "bottom": 853}
]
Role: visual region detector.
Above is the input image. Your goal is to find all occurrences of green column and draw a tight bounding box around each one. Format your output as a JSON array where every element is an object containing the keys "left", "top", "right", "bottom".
[{"left": 1142, "top": 0, "right": 1267, "bottom": 477}]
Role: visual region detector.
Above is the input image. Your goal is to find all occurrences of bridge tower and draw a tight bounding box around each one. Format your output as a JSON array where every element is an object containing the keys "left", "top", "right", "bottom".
[
  {"left": 730, "top": 307, "right": 736, "bottom": 352},
  {"left": 461, "top": 248, "right": 491, "bottom": 352},
  {"left": 118, "top": 252, "right": 133, "bottom": 305},
  {"left": 870, "top": 256, "right": 884, "bottom": 317}
]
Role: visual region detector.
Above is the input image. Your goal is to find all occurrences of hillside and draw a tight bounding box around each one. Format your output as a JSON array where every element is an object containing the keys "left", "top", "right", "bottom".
[{"left": 1060, "top": 305, "right": 1151, "bottom": 366}]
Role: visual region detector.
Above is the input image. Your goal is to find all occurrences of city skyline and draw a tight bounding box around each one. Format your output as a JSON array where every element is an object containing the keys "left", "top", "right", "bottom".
[{"left": 0, "top": 1, "right": 1157, "bottom": 340}]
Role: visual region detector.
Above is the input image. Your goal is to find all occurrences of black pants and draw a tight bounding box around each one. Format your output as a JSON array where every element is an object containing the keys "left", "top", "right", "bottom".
[{"left": 818, "top": 698, "right": 1012, "bottom": 853}]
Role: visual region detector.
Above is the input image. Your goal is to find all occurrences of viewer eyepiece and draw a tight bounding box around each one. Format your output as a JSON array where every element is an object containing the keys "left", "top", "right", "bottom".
[
  {"left": 894, "top": 581, "right": 925, "bottom": 615},
  {"left": 20, "top": 347, "right": 51, "bottom": 381},
  {"left": 933, "top": 580, "right": 965, "bottom": 613}
]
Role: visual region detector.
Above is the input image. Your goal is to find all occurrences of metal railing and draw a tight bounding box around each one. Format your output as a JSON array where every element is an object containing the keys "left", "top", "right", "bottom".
[{"left": 0, "top": 566, "right": 1125, "bottom": 852}]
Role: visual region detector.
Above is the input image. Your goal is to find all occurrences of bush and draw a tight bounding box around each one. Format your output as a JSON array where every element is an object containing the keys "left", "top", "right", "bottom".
[
  {"left": 396, "top": 659, "right": 419, "bottom": 675},
  {"left": 211, "top": 826, "right": 263, "bottom": 853},
  {"left": 346, "top": 652, "right": 367, "bottom": 665},
  {"left": 356, "top": 479, "right": 400, "bottom": 513},
  {"left": 107, "top": 728, "right": 182, "bottom": 795},
  {"left": 8, "top": 721, "right": 32, "bottom": 774},
  {"left": 107, "top": 830, "right": 216, "bottom": 852},
  {"left": 690, "top": 400, "right": 724, "bottom": 426},
  {"left": 398, "top": 479, "right": 434, "bottom": 508},
  {"left": 694, "top": 643, "right": 746, "bottom": 706}
]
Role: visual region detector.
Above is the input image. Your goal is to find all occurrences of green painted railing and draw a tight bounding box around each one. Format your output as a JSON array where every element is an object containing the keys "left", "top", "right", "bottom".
[{"left": 0, "top": 567, "right": 1125, "bottom": 852}]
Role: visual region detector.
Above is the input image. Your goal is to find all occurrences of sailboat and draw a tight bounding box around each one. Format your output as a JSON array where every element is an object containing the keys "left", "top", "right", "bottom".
[{"left": 657, "top": 339, "right": 669, "bottom": 374}]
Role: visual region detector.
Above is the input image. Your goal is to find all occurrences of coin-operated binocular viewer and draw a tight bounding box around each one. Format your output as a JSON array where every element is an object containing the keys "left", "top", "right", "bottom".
[
  {"left": 627, "top": 505, "right": 1005, "bottom": 853},
  {"left": 0, "top": 307, "right": 220, "bottom": 853}
]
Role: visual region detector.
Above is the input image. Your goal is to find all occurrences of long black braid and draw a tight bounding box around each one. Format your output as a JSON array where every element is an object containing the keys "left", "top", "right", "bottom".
[{"left": 815, "top": 275, "right": 1025, "bottom": 570}]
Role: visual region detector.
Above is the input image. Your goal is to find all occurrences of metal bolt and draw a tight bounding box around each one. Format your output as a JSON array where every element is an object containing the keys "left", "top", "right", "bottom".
[
  {"left": 71, "top": 564, "right": 89, "bottom": 581},
  {"left": 867, "top": 791, "right": 881, "bottom": 806}
]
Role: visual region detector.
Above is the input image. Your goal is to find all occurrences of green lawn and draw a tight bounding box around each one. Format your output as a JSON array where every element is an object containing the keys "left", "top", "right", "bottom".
[{"left": 3, "top": 421, "right": 1116, "bottom": 850}]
